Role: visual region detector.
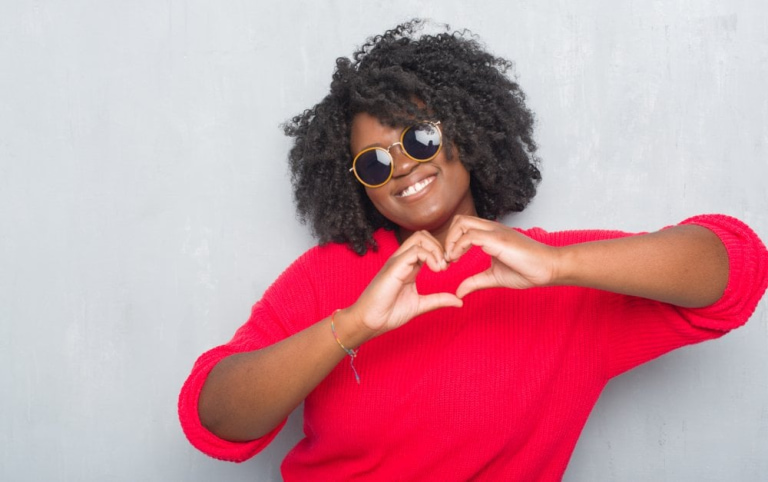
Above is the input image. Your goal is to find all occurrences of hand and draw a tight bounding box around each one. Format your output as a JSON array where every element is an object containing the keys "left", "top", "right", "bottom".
[
  {"left": 444, "top": 215, "right": 560, "bottom": 298},
  {"left": 347, "top": 230, "right": 464, "bottom": 336}
]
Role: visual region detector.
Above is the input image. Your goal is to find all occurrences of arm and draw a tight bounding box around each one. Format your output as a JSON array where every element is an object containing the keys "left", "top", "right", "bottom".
[
  {"left": 198, "top": 310, "right": 368, "bottom": 442},
  {"left": 445, "top": 213, "right": 767, "bottom": 379},
  {"left": 445, "top": 215, "right": 729, "bottom": 308},
  {"left": 554, "top": 224, "right": 728, "bottom": 308},
  {"left": 185, "top": 231, "right": 461, "bottom": 449}
]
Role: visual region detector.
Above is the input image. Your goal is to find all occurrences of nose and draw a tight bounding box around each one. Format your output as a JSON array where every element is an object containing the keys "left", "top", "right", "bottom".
[{"left": 389, "top": 143, "right": 418, "bottom": 178}]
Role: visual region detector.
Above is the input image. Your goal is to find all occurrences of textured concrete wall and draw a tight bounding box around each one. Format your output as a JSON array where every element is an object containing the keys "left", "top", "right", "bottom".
[{"left": 2, "top": 1, "right": 767, "bottom": 480}]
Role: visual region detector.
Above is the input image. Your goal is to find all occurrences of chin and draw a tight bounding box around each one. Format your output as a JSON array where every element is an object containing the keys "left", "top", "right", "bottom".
[{"left": 397, "top": 212, "right": 453, "bottom": 234}]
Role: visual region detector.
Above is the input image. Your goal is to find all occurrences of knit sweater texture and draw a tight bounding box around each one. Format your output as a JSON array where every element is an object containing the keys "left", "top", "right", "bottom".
[{"left": 178, "top": 214, "right": 768, "bottom": 481}]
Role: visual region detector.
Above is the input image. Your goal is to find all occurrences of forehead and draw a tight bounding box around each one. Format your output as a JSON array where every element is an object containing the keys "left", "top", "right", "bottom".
[{"left": 349, "top": 112, "right": 402, "bottom": 153}]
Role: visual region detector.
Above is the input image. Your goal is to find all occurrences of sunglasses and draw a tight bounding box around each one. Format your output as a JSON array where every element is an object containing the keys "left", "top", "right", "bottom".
[{"left": 349, "top": 121, "right": 442, "bottom": 188}]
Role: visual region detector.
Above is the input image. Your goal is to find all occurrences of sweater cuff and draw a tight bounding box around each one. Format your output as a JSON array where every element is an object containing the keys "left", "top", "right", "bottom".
[
  {"left": 178, "top": 347, "right": 287, "bottom": 462},
  {"left": 678, "top": 214, "right": 768, "bottom": 331}
]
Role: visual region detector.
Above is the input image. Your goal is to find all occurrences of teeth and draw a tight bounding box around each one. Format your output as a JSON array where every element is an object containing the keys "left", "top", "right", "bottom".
[{"left": 398, "top": 176, "right": 435, "bottom": 197}]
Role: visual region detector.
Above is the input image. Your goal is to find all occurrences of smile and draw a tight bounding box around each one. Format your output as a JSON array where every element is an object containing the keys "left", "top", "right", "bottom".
[{"left": 396, "top": 175, "right": 436, "bottom": 198}]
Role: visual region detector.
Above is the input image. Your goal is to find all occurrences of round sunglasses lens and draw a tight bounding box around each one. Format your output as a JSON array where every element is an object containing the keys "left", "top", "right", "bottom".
[
  {"left": 356, "top": 149, "right": 392, "bottom": 186},
  {"left": 402, "top": 123, "right": 441, "bottom": 160}
]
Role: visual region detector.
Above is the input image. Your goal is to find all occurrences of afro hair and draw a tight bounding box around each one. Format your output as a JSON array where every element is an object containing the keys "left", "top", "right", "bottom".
[{"left": 282, "top": 19, "right": 541, "bottom": 255}]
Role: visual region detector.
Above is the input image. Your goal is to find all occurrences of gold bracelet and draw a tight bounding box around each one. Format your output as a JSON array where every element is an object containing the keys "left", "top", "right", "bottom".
[{"left": 331, "top": 309, "right": 360, "bottom": 384}]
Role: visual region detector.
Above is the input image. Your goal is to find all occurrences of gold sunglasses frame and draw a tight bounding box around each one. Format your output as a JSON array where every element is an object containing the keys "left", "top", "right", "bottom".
[{"left": 349, "top": 121, "right": 442, "bottom": 188}]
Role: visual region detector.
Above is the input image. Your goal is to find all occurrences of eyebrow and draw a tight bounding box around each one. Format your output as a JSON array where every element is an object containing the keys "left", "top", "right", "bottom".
[{"left": 357, "top": 143, "right": 384, "bottom": 152}]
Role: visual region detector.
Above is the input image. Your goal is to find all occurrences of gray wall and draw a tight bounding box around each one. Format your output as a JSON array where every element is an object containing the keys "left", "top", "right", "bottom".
[{"left": 2, "top": 1, "right": 767, "bottom": 481}]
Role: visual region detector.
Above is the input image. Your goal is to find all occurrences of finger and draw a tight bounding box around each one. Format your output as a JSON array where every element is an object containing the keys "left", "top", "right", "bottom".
[
  {"left": 446, "top": 227, "right": 507, "bottom": 262},
  {"left": 444, "top": 216, "right": 496, "bottom": 261},
  {"left": 398, "top": 229, "right": 442, "bottom": 251},
  {"left": 416, "top": 292, "right": 464, "bottom": 315},
  {"left": 455, "top": 270, "right": 501, "bottom": 298},
  {"left": 391, "top": 245, "right": 444, "bottom": 281},
  {"left": 443, "top": 215, "right": 475, "bottom": 255},
  {"left": 418, "top": 231, "right": 450, "bottom": 270},
  {"left": 400, "top": 232, "right": 447, "bottom": 271},
  {"left": 415, "top": 245, "right": 446, "bottom": 273}
]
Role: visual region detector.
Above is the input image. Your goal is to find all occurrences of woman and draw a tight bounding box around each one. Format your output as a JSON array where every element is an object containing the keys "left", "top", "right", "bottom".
[{"left": 179, "top": 20, "right": 768, "bottom": 480}]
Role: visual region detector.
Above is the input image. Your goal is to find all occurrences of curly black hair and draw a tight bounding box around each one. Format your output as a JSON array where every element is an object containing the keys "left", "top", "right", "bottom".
[{"left": 282, "top": 19, "right": 541, "bottom": 255}]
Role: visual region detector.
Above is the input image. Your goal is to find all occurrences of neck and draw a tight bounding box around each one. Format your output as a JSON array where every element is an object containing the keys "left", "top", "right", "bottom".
[{"left": 396, "top": 201, "right": 478, "bottom": 248}]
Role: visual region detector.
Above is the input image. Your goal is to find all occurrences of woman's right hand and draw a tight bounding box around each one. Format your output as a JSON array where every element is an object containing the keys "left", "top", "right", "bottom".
[
  {"left": 196, "top": 230, "right": 462, "bottom": 442},
  {"left": 344, "top": 230, "right": 463, "bottom": 338}
]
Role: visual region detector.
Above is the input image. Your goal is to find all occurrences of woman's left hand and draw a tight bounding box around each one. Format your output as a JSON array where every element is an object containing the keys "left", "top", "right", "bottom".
[{"left": 444, "top": 215, "right": 561, "bottom": 298}]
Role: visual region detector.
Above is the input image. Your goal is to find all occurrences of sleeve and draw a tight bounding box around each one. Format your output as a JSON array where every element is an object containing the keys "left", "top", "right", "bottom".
[
  {"left": 603, "top": 214, "right": 768, "bottom": 378},
  {"left": 177, "top": 249, "right": 322, "bottom": 462}
]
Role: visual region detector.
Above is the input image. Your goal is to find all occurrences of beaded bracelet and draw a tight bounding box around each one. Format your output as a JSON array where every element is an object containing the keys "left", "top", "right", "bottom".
[{"left": 331, "top": 309, "right": 361, "bottom": 384}]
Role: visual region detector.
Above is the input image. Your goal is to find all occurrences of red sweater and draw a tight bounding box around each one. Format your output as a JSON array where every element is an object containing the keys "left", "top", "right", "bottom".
[{"left": 179, "top": 214, "right": 768, "bottom": 481}]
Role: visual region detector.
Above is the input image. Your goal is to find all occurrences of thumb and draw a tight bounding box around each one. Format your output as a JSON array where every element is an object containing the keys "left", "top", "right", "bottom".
[
  {"left": 416, "top": 292, "right": 464, "bottom": 315},
  {"left": 455, "top": 271, "right": 501, "bottom": 299}
]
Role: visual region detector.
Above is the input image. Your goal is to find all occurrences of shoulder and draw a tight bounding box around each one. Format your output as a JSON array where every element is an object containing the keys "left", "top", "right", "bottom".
[
  {"left": 516, "top": 214, "right": 767, "bottom": 251},
  {"left": 258, "top": 228, "right": 399, "bottom": 323},
  {"left": 269, "top": 228, "right": 399, "bottom": 289},
  {"left": 513, "top": 225, "right": 637, "bottom": 247},
  {"left": 297, "top": 228, "right": 398, "bottom": 267}
]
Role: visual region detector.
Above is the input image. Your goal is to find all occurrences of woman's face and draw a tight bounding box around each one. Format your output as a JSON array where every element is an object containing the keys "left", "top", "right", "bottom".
[{"left": 349, "top": 112, "right": 477, "bottom": 243}]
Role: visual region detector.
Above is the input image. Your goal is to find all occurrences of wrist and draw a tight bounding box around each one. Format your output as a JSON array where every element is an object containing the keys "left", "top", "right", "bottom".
[
  {"left": 549, "top": 245, "right": 575, "bottom": 287},
  {"left": 332, "top": 306, "right": 378, "bottom": 349}
]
